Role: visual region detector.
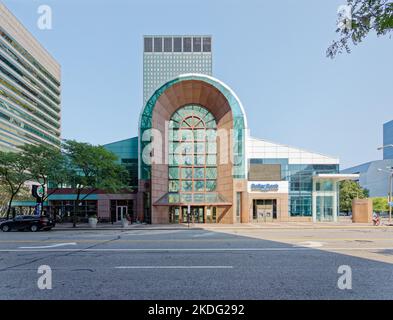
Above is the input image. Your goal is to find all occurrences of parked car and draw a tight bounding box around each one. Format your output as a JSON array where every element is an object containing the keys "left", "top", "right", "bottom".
[{"left": 0, "top": 215, "right": 55, "bottom": 232}]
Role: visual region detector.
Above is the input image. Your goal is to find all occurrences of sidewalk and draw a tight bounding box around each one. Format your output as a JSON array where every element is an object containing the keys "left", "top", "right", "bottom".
[{"left": 53, "top": 218, "right": 393, "bottom": 231}]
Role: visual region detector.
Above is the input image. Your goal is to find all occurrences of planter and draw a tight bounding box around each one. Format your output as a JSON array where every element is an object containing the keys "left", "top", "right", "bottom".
[
  {"left": 88, "top": 217, "right": 98, "bottom": 228},
  {"left": 122, "top": 218, "right": 129, "bottom": 228}
]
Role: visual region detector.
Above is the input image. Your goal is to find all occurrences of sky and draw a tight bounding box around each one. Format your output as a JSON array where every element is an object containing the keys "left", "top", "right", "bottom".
[{"left": 2, "top": 0, "right": 393, "bottom": 169}]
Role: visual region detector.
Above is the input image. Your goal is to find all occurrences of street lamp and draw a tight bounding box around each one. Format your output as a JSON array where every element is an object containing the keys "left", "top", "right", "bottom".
[
  {"left": 377, "top": 167, "right": 393, "bottom": 223},
  {"left": 377, "top": 144, "right": 393, "bottom": 150}
]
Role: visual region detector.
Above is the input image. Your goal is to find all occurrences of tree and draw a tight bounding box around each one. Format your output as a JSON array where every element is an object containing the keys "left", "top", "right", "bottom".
[
  {"left": 19, "top": 144, "right": 68, "bottom": 203},
  {"left": 18, "top": 144, "right": 68, "bottom": 218},
  {"left": 373, "top": 197, "right": 389, "bottom": 212},
  {"left": 327, "top": 0, "right": 393, "bottom": 58},
  {"left": 0, "top": 151, "right": 32, "bottom": 219},
  {"left": 62, "top": 140, "right": 129, "bottom": 227},
  {"left": 339, "top": 180, "right": 369, "bottom": 213}
]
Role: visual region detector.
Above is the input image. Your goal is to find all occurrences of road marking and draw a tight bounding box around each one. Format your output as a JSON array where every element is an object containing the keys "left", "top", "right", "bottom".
[
  {"left": 1, "top": 238, "right": 392, "bottom": 243},
  {"left": 18, "top": 242, "right": 77, "bottom": 249},
  {"left": 0, "top": 247, "right": 392, "bottom": 252},
  {"left": 295, "top": 241, "right": 326, "bottom": 248},
  {"left": 192, "top": 232, "right": 216, "bottom": 238},
  {"left": 115, "top": 266, "right": 233, "bottom": 269}
]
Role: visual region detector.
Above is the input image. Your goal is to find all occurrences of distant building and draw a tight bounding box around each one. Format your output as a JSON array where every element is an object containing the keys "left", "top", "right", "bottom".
[
  {"left": 383, "top": 119, "right": 393, "bottom": 160},
  {"left": 143, "top": 35, "right": 212, "bottom": 103},
  {"left": 342, "top": 120, "right": 393, "bottom": 197},
  {"left": 341, "top": 159, "right": 393, "bottom": 197},
  {"left": 0, "top": 3, "right": 61, "bottom": 151}
]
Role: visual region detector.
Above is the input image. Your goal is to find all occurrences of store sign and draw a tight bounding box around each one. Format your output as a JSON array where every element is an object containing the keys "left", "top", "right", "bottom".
[
  {"left": 32, "top": 185, "right": 45, "bottom": 199},
  {"left": 248, "top": 181, "right": 289, "bottom": 193}
]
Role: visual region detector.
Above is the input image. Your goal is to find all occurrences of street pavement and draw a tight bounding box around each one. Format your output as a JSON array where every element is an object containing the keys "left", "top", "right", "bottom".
[{"left": 0, "top": 226, "right": 392, "bottom": 300}]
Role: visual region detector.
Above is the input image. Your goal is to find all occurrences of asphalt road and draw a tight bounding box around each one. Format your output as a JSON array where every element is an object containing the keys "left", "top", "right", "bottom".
[{"left": 0, "top": 227, "right": 392, "bottom": 300}]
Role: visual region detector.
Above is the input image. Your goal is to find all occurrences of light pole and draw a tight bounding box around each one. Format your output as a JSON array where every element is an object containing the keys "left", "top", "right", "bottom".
[
  {"left": 377, "top": 144, "right": 393, "bottom": 223},
  {"left": 377, "top": 167, "right": 393, "bottom": 223},
  {"left": 377, "top": 144, "right": 393, "bottom": 150}
]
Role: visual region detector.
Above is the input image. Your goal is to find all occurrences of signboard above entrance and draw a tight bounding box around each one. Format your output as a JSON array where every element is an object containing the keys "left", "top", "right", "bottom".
[{"left": 248, "top": 181, "right": 289, "bottom": 193}]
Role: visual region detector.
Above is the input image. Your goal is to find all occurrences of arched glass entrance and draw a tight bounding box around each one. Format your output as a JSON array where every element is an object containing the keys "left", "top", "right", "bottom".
[
  {"left": 168, "top": 104, "right": 217, "bottom": 194},
  {"left": 167, "top": 105, "right": 218, "bottom": 223}
]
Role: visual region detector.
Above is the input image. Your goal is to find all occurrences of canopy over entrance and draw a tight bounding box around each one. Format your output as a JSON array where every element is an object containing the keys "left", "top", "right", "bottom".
[{"left": 154, "top": 192, "right": 232, "bottom": 206}]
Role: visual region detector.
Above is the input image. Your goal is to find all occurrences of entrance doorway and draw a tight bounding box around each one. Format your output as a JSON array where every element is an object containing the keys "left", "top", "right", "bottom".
[
  {"left": 181, "top": 206, "right": 205, "bottom": 223},
  {"left": 316, "top": 196, "right": 334, "bottom": 222},
  {"left": 253, "top": 199, "right": 277, "bottom": 222},
  {"left": 169, "top": 206, "right": 218, "bottom": 223},
  {"left": 116, "top": 206, "right": 128, "bottom": 222}
]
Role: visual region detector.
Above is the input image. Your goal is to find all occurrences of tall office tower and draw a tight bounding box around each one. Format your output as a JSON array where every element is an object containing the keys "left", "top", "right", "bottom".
[
  {"left": 0, "top": 3, "right": 61, "bottom": 152},
  {"left": 143, "top": 35, "right": 212, "bottom": 104},
  {"left": 383, "top": 120, "right": 393, "bottom": 160}
]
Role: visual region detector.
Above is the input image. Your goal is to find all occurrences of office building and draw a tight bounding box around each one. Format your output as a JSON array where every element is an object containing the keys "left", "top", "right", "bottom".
[
  {"left": 143, "top": 35, "right": 212, "bottom": 103},
  {"left": 0, "top": 3, "right": 61, "bottom": 151}
]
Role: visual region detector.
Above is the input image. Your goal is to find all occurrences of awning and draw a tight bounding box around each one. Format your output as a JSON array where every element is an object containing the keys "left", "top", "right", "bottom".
[
  {"left": 11, "top": 201, "right": 49, "bottom": 207},
  {"left": 154, "top": 192, "right": 232, "bottom": 206}
]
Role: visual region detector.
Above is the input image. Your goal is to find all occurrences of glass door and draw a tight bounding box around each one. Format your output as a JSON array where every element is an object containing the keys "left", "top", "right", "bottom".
[
  {"left": 181, "top": 206, "right": 205, "bottom": 223},
  {"left": 192, "top": 206, "right": 204, "bottom": 223},
  {"left": 316, "top": 196, "right": 334, "bottom": 222},
  {"left": 116, "top": 206, "right": 127, "bottom": 222}
]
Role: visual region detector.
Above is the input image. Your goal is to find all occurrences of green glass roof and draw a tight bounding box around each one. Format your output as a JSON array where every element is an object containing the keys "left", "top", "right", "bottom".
[{"left": 154, "top": 192, "right": 232, "bottom": 206}]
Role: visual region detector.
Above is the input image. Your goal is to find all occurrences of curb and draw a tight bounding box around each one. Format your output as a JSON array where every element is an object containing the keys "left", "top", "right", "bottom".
[{"left": 53, "top": 227, "right": 203, "bottom": 231}]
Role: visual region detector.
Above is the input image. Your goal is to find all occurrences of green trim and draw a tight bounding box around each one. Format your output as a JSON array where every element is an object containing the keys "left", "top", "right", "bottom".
[{"left": 139, "top": 74, "right": 246, "bottom": 180}]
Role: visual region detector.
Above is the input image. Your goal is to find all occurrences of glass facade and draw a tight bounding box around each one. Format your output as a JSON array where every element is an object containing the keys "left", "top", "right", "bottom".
[
  {"left": 168, "top": 104, "right": 217, "bottom": 194},
  {"left": 249, "top": 158, "right": 339, "bottom": 217},
  {"left": 143, "top": 35, "right": 212, "bottom": 103},
  {"left": 139, "top": 74, "right": 246, "bottom": 181},
  {"left": 0, "top": 21, "right": 61, "bottom": 151},
  {"left": 103, "top": 137, "right": 138, "bottom": 190}
]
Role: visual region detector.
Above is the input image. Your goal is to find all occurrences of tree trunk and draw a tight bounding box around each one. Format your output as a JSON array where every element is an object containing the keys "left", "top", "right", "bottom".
[{"left": 6, "top": 194, "right": 15, "bottom": 220}]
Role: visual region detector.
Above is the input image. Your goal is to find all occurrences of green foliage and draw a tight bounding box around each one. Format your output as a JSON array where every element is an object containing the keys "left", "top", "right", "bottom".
[
  {"left": 62, "top": 140, "right": 129, "bottom": 194},
  {"left": 62, "top": 140, "right": 129, "bottom": 226},
  {"left": 18, "top": 144, "right": 68, "bottom": 200},
  {"left": 0, "top": 150, "right": 32, "bottom": 218},
  {"left": 339, "top": 180, "right": 369, "bottom": 213},
  {"left": 372, "top": 197, "right": 389, "bottom": 212},
  {"left": 327, "top": 0, "right": 393, "bottom": 58},
  {"left": 0, "top": 141, "right": 129, "bottom": 221}
]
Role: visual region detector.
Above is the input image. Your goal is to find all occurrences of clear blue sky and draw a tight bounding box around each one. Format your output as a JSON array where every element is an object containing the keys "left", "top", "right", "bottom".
[{"left": 3, "top": 0, "right": 393, "bottom": 168}]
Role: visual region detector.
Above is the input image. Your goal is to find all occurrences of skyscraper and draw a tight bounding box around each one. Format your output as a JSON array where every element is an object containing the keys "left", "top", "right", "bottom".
[
  {"left": 143, "top": 35, "right": 212, "bottom": 104},
  {"left": 0, "top": 3, "right": 61, "bottom": 151}
]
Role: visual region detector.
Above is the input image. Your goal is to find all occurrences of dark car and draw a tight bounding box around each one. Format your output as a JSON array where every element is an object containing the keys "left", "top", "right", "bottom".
[{"left": 0, "top": 215, "right": 55, "bottom": 232}]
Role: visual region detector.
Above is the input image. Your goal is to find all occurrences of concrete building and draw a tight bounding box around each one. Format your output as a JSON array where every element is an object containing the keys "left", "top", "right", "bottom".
[
  {"left": 0, "top": 3, "right": 61, "bottom": 151},
  {"left": 143, "top": 35, "right": 212, "bottom": 103}
]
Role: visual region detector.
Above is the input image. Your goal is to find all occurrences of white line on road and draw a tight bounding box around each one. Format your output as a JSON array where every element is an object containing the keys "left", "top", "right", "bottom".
[
  {"left": 0, "top": 247, "right": 392, "bottom": 252},
  {"left": 18, "top": 242, "right": 77, "bottom": 249},
  {"left": 295, "top": 241, "right": 326, "bottom": 248},
  {"left": 115, "top": 266, "right": 233, "bottom": 269}
]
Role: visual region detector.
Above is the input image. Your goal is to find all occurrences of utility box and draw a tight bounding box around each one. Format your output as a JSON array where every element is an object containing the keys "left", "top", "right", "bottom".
[{"left": 352, "top": 198, "right": 373, "bottom": 223}]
